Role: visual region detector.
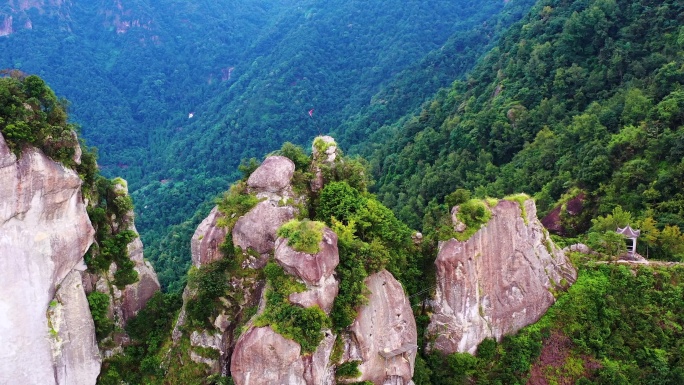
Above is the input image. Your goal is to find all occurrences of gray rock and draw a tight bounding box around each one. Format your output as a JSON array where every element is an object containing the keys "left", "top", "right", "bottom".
[
  {"left": 232, "top": 200, "right": 296, "bottom": 262},
  {"left": 191, "top": 206, "right": 228, "bottom": 267},
  {"left": 428, "top": 199, "right": 577, "bottom": 354},
  {"left": 247, "top": 156, "right": 295, "bottom": 194},
  {"left": 275, "top": 227, "right": 339, "bottom": 285},
  {"left": 0, "top": 135, "right": 98, "bottom": 384},
  {"left": 50, "top": 271, "right": 102, "bottom": 385},
  {"left": 346, "top": 270, "right": 417, "bottom": 385}
]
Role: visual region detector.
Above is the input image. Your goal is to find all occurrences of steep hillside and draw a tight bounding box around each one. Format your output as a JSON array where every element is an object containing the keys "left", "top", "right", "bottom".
[
  {"left": 0, "top": 74, "right": 161, "bottom": 384},
  {"left": 367, "top": 0, "right": 684, "bottom": 262},
  {"left": 1, "top": 0, "right": 535, "bottom": 291}
]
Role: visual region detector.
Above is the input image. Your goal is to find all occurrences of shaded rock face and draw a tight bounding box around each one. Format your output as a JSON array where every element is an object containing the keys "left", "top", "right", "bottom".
[
  {"left": 541, "top": 193, "right": 586, "bottom": 236},
  {"left": 120, "top": 219, "right": 161, "bottom": 324},
  {"left": 0, "top": 135, "right": 99, "bottom": 384},
  {"left": 88, "top": 182, "right": 161, "bottom": 331},
  {"left": 191, "top": 206, "right": 228, "bottom": 267},
  {"left": 232, "top": 200, "right": 296, "bottom": 265},
  {"left": 428, "top": 199, "right": 577, "bottom": 354},
  {"left": 345, "top": 270, "right": 418, "bottom": 385},
  {"left": 49, "top": 271, "right": 102, "bottom": 385}
]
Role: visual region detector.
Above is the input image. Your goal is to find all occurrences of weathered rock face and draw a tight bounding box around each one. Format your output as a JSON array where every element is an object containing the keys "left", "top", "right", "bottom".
[
  {"left": 0, "top": 134, "right": 99, "bottom": 384},
  {"left": 231, "top": 222, "right": 340, "bottom": 385},
  {"left": 289, "top": 274, "right": 339, "bottom": 314},
  {"left": 232, "top": 200, "right": 296, "bottom": 265},
  {"left": 428, "top": 199, "right": 577, "bottom": 354},
  {"left": 231, "top": 326, "right": 336, "bottom": 385},
  {"left": 276, "top": 226, "right": 340, "bottom": 313},
  {"left": 231, "top": 326, "right": 306, "bottom": 385},
  {"left": 191, "top": 206, "right": 228, "bottom": 267},
  {"left": 247, "top": 155, "right": 295, "bottom": 195},
  {"left": 275, "top": 227, "right": 339, "bottom": 286},
  {"left": 344, "top": 269, "right": 418, "bottom": 385},
  {"left": 87, "top": 181, "right": 161, "bottom": 330},
  {"left": 312, "top": 136, "right": 338, "bottom": 163},
  {"left": 311, "top": 136, "right": 339, "bottom": 192},
  {"left": 49, "top": 271, "right": 102, "bottom": 385}
]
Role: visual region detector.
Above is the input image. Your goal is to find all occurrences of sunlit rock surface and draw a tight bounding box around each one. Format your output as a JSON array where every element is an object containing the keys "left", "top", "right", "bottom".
[
  {"left": 0, "top": 134, "right": 99, "bottom": 384},
  {"left": 428, "top": 199, "right": 577, "bottom": 354}
]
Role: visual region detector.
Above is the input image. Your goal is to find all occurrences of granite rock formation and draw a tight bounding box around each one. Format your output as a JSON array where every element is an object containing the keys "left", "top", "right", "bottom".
[
  {"left": 0, "top": 134, "right": 99, "bottom": 384},
  {"left": 232, "top": 200, "right": 296, "bottom": 266},
  {"left": 275, "top": 227, "right": 340, "bottom": 313},
  {"left": 191, "top": 206, "right": 228, "bottom": 267},
  {"left": 428, "top": 199, "right": 577, "bottom": 354},
  {"left": 344, "top": 270, "right": 418, "bottom": 385}
]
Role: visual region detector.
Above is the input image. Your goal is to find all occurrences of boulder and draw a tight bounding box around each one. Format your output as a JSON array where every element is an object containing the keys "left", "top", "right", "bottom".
[
  {"left": 232, "top": 200, "right": 296, "bottom": 264},
  {"left": 428, "top": 199, "right": 577, "bottom": 354},
  {"left": 275, "top": 227, "right": 339, "bottom": 285},
  {"left": 191, "top": 206, "right": 228, "bottom": 267},
  {"left": 247, "top": 156, "right": 295, "bottom": 194},
  {"left": 231, "top": 326, "right": 336, "bottom": 385},
  {"left": 231, "top": 327, "right": 306, "bottom": 385},
  {"left": 0, "top": 135, "right": 98, "bottom": 384},
  {"left": 345, "top": 270, "right": 417, "bottom": 385},
  {"left": 289, "top": 274, "right": 339, "bottom": 314}
]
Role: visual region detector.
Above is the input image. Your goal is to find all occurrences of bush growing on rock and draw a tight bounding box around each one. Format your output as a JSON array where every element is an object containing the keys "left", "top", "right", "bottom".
[{"left": 277, "top": 219, "right": 326, "bottom": 254}]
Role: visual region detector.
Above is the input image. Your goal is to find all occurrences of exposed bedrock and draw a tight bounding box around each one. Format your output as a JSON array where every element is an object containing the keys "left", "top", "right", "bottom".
[
  {"left": 428, "top": 199, "right": 577, "bottom": 354},
  {"left": 344, "top": 270, "right": 418, "bottom": 385},
  {"left": 0, "top": 134, "right": 99, "bottom": 384}
]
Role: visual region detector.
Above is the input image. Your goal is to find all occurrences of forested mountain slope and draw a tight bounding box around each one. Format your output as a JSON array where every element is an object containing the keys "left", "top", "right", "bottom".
[
  {"left": 0, "top": 0, "right": 534, "bottom": 290},
  {"left": 368, "top": 0, "right": 684, "bottom": 261}
]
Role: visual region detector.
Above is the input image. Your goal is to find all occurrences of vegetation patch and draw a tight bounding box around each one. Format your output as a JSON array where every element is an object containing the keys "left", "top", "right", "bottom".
[
  {"left": 216, "top": 181, "right": 261, "bottom": 233},
  {"left": 185, "top": 259, "right": 231, "bottom": 328},
  {"left": 335, "top": 361, "right": 362, "bottom": 379},
  {"left": 504, "top": 193, "right": 530, "bottom": 225},
  {"left": 453, "top": 199, "right": 492, "bottom": 241},
  {"left": 277, "top": 219, "right": 325, "bottom": 254},
  {"left": 84, "top": 177, "right": 139, "bottom": 289},
  {"left": 86, "top": 291, "right": 114, "bottom": 341},
  {"left": 254, "top": 262, "right": 330, "bottom": 353},
  {"left": 0, "top": 74, "right": 80, "bottom": 167},
  {"left": 313, "top": 137, "right": 336, "bottom": 156}
]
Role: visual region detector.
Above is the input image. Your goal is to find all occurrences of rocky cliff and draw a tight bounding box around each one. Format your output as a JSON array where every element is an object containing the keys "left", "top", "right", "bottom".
[
  {"left": 0, "top": 132, "right": 160, "bottom": 383},
  {"left": 427, "top": 198, "right": 577, "bottom": 354},
  {"left": 0, "top": 133, "right": 100, "bottom": 384},
  {"left": 82, "top": 179, "right": 161, "bottom": 354},
  {"left": 174, "top": 137, "right": 418, "bottom": 384}
]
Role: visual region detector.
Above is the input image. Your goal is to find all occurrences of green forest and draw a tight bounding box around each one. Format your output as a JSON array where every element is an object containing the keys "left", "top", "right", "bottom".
[
  {"left": 2, "top": 0, "right": 684, "bottom": 383},
  {"left": 1, "top": 0, "right": 535, "bottom": 291}
]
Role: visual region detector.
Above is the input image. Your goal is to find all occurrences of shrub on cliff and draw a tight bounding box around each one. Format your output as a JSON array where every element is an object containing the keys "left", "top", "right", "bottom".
[{"left": 0, "top": 73, "right": 79, "bottom": 167}]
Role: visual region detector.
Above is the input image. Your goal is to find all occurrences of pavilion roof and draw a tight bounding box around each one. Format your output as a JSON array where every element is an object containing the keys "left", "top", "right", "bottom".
[{"left": 617, "top": 225, "right": 641, "bottom": 238}]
